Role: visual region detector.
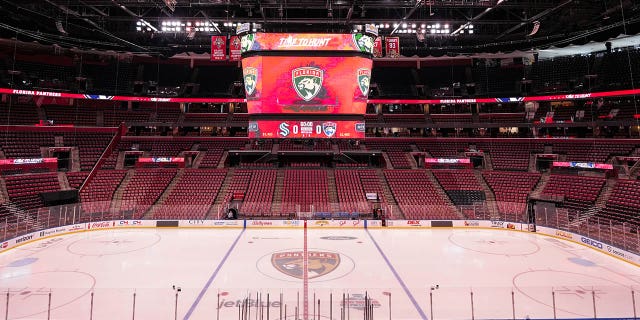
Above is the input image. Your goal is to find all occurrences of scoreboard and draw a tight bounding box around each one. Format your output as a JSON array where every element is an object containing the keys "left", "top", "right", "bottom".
[
  {"left": 240, "top": 32, "right": 373, "bottom": 139},
  {"left": 248, "top": 120, "right": 365, "bottom": 139}
]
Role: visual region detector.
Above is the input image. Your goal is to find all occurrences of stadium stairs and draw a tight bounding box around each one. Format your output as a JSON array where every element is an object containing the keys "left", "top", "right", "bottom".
[
  {"left": 474, "top": 170, "right": 499, "bottom": 219},
  {"left": 375, "top": 169, "right": 403, "bottom": 219},
  {"left": 424, "top": 170, "right": 464, "bottom": 219},
  {"left": 57, "top": 172, "right": 70, "bottom": 190},
  {"left": 207, "top": 168, "right": 234, "bottom": 219},
  {"left": 146, "top": 168, "right": 185, "bottom": 218},
  {"left": 569, "top": 177, "right": 617, "bottom": 227},
  {"left": 270, "top": 170, "right": 286, "bottom": 215},
  {"left": 110, "top": 169, "right": 135, "bottom": 213},
  {"left": 326, "top": 170, "right": 341, "bottom": 213}
]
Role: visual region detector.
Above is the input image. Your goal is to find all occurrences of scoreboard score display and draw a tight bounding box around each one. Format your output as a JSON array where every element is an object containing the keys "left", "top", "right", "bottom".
[
  {"left": 240, "top": 32, "right": 372, "bottom": 139},
  {"left": 248, "top": 120, "right": 365, "bottom": 139}
]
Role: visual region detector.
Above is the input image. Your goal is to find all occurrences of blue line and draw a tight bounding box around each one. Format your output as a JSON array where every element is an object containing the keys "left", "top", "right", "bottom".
[
  {"left": 183, "top": 228, "right": 245, "bottom": 319},
  {"left": 366, "top": 229, "right": 429, "bottom": 320}
]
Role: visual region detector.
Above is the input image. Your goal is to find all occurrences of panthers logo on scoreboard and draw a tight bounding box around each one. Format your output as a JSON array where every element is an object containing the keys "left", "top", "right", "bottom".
[
  {"left": 271, "top": 251, "right": 340, "bottom": 279},
  {"left": 352, "top": 33, "right": 374, "bottom": 54},
  {"left": 240, "top": 33, "right": 255, "bottom": 53},
  {"left": 357, "top": 68, "right": 371, "bottom": 96},
  {"left": 243, "top": 67, "right": 258, "bottom": 96},
  {"left": 322, "top": 122, "right": 337, "bottom": 137},
  {"left": 292, "top": 67, "right": 323, "bottom": 101}
]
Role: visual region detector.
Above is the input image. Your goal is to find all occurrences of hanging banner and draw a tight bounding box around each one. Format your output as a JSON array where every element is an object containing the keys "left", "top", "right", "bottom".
[
  {"left": 229, "top": 36, "right": 242, "bottom": 61},
  {"left": 385, "top": 37, "right": 400, "bottom": 58},
  {"left": 373, "top": 37, "right": 383, "bottom": 58},
  {"left": 211, "top": 36, "right": 227, "bottom": 61}
]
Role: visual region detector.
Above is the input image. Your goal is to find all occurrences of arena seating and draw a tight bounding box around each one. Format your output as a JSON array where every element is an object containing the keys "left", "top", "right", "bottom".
[
  {"left": 280, "top": 170, "right": 329, "bottom": 215},
  {"left": 119, "top": 169, "right": 177, "bottom": 218},
  {"left": 432, "top": 169, "right": 486, "bottom": 205},
  {"left": 542, "top": 174, "right": 606, "bottom": 212},
  {"left": 63, "top": 132, "right": 115, "bottom": 171},
  {"left": 152, "top": 169, "right": 226, "bottom": 219},
  {"left": 79, "top": 170, "right": 127, "bottom": 215},
  {"left": 601, "top": 179, "right": 640, "bottom": 225},
  {"left": 476, "top": 141, "right": 544, "bottom": 171},
  {"left": 482, "top": 171, "right": 541, "bottom": 220},
  {"left": 225, "top": 169, "right": 276, "bottom": 216},
  {"left": 335, "top": 169, "right": 383, "bottom": 214},
  {"left": 3, "top": 172, "right": 61, "bottom": 213},
  {"left": 384, "top": 169, "right": 457, "bottom": 219},
  {"left": 66, "top": 171, "right": 89, "bottom": 189},
  {"left": 198, "top": 139, "right": 247, "bottom": 168},
  {"left": 44, "top": 105, "right": 97, "bottom": 126}
]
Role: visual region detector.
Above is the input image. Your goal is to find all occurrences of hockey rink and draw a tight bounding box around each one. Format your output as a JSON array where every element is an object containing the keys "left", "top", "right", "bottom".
[{"left": 0, "top": 226, "right": 637, "bottom": 320}]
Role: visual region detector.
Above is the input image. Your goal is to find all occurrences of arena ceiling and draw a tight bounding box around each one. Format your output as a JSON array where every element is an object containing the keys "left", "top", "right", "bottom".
[{"left": 0, "top": 0, "right": 639, "bottom": 56}]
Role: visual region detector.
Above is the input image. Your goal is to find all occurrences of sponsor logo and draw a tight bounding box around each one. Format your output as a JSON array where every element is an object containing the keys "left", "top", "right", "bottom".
[
  {"left": 272, "top": 251, "right": 340, "bottom": 279},
  {"left": 83, "top": 94, "right": 114, "bottom": 100},
  {"left": 68, "top": 224, "right": 84, "bottom": 231},
  {"left": 506, "top": 223, "right": 516, "bottom": 230},
  {"left": 1, "top": 242, "right": 7, "bottom": 248},
  {"left": 150, "top": 97, "right": 171, "bottom": 102},
  {"left": 555, "top": 230, "right": 573, "bottom": 239},
  {"left": 283, "top": 220, "right": 301, "bottom": 226},
  {"left": 15, "top": 234, "right": 34, "bottom": 244},
  {"left": 213, "top": 221, "right": 225, "bottom": 226},
  {"left": 352, "top": 33, "right": 374, "bottom": 54},
  {"left": 251, "top": 221, "right": 273, "bottom": 226},
  {"left": 320, "top": 236, "right": 357, "bottom": 240},
  {"left": 89, "top": 222, "right": 111, "bottom": 229},
  {"left": 344, "top": 293, "right": 382, "bottom": 310},
  {"left": 14, "top": 158, "right": 44, "bottom": 165},
  {"left": 407, "top": 220, "right": 421, "bottom": 226},
  {"left": 292, "top": 67, "right": 323, "bottom": 101},
  {"left": 606, "top": 246, "right": 634, "bottom": 260},
  {"left": 217, "top": 293, "right": 281, "bottom": 309},
  {"left": 491, "top": 221, "right": 504, "bottom": 228},
  {"left": 248, "top": 122, "right": 259, "bottom": 132},
  {"left": 278, "top": 36, "right": 332, "bottom": 48},
  {"left": 315, "top": 220, "right": 329, "bottom": 226},
  {"left": 357, "top": 68, "right": 371, "bottom": 96},
  {"left": 243, "top": 67, "right": 258, "bottom": 96},
  {"left": 39, "top": 227, "right": 66, "bottom": 237},
  {"left": 581, "top": 237, "right": 603, "bottom": 249},
  {"left": 119, "top": 220, "right": 142, "bottom": 225},
  {"left": 464, "top": 221, "right": 480, "bottom": 227},
  {"left": 355, "top": 122, "right": 366, "bottom": 132},
  {"left": 322, "top": 122, "right": 337, "bottom": 137},
  {"left": 187, "top": 220, "right": 205, "bottom": 225},
  {"left": 35, "top": 237, "right": 63, "bottom": 249}
]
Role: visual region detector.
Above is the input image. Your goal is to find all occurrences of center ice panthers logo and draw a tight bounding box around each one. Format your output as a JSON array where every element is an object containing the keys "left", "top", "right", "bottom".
[
  {"left": 292, "top": 67, "right": 323, "bottom": 101},
  {"left": 272, "top": 251, "right": 340, "bottom": 279},
  {"left": 243, "top": 67, "right": 258, "bottom": 96}
]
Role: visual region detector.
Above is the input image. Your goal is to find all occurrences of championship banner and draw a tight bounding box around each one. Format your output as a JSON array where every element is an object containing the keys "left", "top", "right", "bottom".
[
  {"left": 373, "top": 37, "right": 383, "bottom": 58},
  {"left": 240, "top": 33, "right": 374, "bottom": 54},
  {"left": 229, "top": 36, "right": 242, "bottom": 61},
  {"left": 248, "top": 120, "right": 365, "bottom": 139},
  {"left": 385, "top": 37, "right": 400, "bottom": 58},
  {"left": 211, "top": 36, "right": 227, "bottom": 61}
]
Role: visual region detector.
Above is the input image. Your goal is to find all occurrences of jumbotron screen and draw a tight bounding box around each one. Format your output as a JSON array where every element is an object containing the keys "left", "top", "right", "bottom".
[
  {"left": 248, "top": 120, "right": 365, "bottom": 139},
  {"left": 242, "top": 55, "right": 372, "bottom": 114}
]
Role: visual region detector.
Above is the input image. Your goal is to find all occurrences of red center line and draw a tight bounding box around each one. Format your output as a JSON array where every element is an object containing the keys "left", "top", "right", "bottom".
[{"left": 303, "top": 220, "right": 309, "bottom": 320}]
